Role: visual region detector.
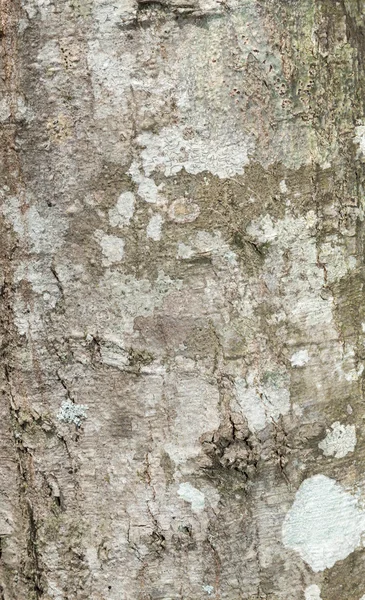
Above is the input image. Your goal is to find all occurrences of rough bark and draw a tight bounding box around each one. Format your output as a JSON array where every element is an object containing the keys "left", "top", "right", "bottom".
[{"left": 1, "top": 0, "right": 365, "bottom": 598}]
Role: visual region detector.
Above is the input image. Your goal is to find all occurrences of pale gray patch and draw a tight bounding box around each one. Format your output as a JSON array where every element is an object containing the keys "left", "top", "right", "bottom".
[
  {"left": 177, "top": 482, "right": 205, "bottom": 512},
  {"left": 318, "top": 422, "right": 356, "bottom": 459},
  {"left": 282, "top": 474, "right": 365, "bottom": 572},
  {"left": 318, "top": 238, "right": 357, "bottom": 283},
  {"left": 146, "top": 214, "right": 163, "bottom": 241},
  {"left": 2, "top": 196, "right": 67, "bottom": 254},
  {"left": 0, "top": 98, "right": 11, "bottom": 123},
  {"left": 354, "top": 124, "right": 365, "bottom": 157},
  {"left": 279, "top": 179, "right": 288, "bottom": 194},
  {"left": 177, "top": 242, "right": 193, "bottom": 259},
  {"left": 138, "top": 125, "right": 251, "bottom": 179},
  {"left": 305, "top": 585, "right": 322, "bottom": 600},
  {"left": 96, "top": 231, "right": 125, "bottom": 266},
  {"left": 290, "top": 349, "right": 310, "bottom": 367},
  {"left": 57, "top": 400, "right": 88, "bottom": 427},
  {"left": 234, "top": 373, "right": 290, "bottom": 433},
  {"left": 202, "top": 584, "right": 215, "bottom": 595},
  {"left": 108, "top": 192, "right": 135, "bottom": 227}
]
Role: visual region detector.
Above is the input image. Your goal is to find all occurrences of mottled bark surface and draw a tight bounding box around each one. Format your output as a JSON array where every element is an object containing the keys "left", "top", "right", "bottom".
[{"left": 1, "top": 0, "right": 365, "bottom": 598}]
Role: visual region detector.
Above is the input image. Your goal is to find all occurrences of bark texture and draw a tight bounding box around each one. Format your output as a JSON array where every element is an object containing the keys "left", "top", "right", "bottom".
[{"left": 1, "top": 0, "right": 365, "bottom": 598}]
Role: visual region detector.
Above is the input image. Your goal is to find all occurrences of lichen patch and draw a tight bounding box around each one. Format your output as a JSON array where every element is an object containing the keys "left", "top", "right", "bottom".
[
  {"left": 318, "top": 422, "right": 356, "bottom": 459},
  {"left": 282, "top": 474, "right": 365, "bottom": 572},
  {"left": 108, "top": 191, "right": 135, "bottom": 228},
  {"left": 290, "top": 349, "right": 310, "bottom": 367},
  {"left": 146, "top": 214, "right": 163, "bottom": 241},
  {"left": 96, "top": 232, "right": 125, "bottom": 266},
  {"left": 177, "top": 482, "right": 205, "bottom": 513},
  {"left": 234, "top": 372, "right": 290, "bottom": 433},
  {"left": 305, "top": 585, "right": 322, "bottom": 600}
]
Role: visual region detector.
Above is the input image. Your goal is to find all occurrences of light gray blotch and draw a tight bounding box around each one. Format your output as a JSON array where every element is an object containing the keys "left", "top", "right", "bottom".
[
  {"left": 147, "top": 214, "right": 163, "bottom": 241},
  {"left": 108, "top": 191, "right": 135, "bottom": 227},
  {"left": 282, "top": 474, "right": 365, "bottom": 571},
  {"left": 177, "top": 483, "right": 205, "bottom": 512},
  {"left": 202, "top": 584, "right": 214, "bottom": 595},
  {"left": 57, "top": 401, "right": 88, "bottom": 427},
  {"left": 318, "top": 422, "right": 356, "bottom": 459},
  {"left": 305, "top": 585, "right": 322, "bottom": 600}
]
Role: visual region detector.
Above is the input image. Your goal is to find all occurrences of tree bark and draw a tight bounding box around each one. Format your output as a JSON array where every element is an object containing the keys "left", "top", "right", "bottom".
[{"left": 1, "top": 0, "right": 365, "bottom": 598}]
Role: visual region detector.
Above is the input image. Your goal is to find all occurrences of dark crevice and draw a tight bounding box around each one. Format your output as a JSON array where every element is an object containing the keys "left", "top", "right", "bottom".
[{"left": 26, "top": 501, "right": 44, "bottom": 598}]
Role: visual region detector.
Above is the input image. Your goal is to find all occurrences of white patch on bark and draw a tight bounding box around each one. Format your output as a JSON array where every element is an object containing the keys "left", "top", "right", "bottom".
[
  {"left": 177, "top": 482, "right": 205, "bottom": 512},
  {"left": 318, "top": 422, "right": 356, "bottom": 459},
  {"left": 57, "top": 400, "right": 88, "bottom": 427},
  {"left": 202, "top": 584, "right": 215, "bottom": 595},
  {"left": 279, "top": 179, "right": 288, "bottom": 193},
  {"left": 138, "top": 125, "right": 251, "bottom": 179},
  {"left": 96, "top": 232, "right": 125, "bottom": 266},
  {"left": 94, "top": 0, "right": 137, "bottom": 31},
  {"left": 108, "top": 191, "right": 135, "bottom": 227},
  {"left": 318, "top": 238, "right": 357, "bottom": 283},
  {"left": 14, "top": 261, "right": 61, "bottom": 309},
  {"left": 246, "top": 213, "right": 338, "bottom": 344},
  {"left": 234, "top": 373, "right": 290, "bottom": 433},
  {"left": 147, "top": 214, "right": 163, "bottom": 241},
  {"left": 305, "top": 585, "right": 322, "bottom": 600},
  {"left": 2, "top": 196, "right": 67, "bottom": 253},
  {"left": 290, "top": 349, "right": 310, "bottom": 367},
  {"left": 0, "top": 98, "right": 11, "bottom": 122},
  {"left": 354, "top": 124, "right": 365, "bottom": 156},
  {"left": 177, "top": 242, "right": 193, "bottom": 259},
  {"left": 129, "top": 161, "right": 165, "bottom": 205},
  {"left": 282, "top": 474, "right": 365, "bottom": 572}
]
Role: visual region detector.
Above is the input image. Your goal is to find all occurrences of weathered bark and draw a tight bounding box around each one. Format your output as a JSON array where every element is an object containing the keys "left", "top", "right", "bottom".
[{"left": 1, "top": 0, "right": 365, "bottom": 598}]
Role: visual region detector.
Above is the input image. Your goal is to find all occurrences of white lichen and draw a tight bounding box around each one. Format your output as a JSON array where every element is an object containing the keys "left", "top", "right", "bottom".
[
  {"left": 2, "top": 196, "right": 67, "bottom": 254},
  {"left": 138, "top": 125, "right": 251, "bottom": 179},
  {"left": 318, "top": 239, "right": 357, "bottom": 283},
  {"left": 96, "top": 232, "right": 125, "bottom": 266},
  {"left": 177, "top": 482, "right": 205, "bottom": 512},
  {"left": 128, "top": 161, "right": 165, "bottom": 205},
  {"left": 282, "top": 474, "right": 365, "bottom": 572},
  {"left": 279, "top": 179, "right": 288, "bottom": 194},
  {"left": 354, "top": 124, "right": 365, "bottom": 157},
  {"left": 108, "top": 191, "right": 135, "bottom": 228},
  {"left": 290, "top": 349, "right": 310, "bottom": 367},
  {"left": 146, "top": 214, "right": 163, "bottom": 241},
  {"left": 57, "top": 400, "right": 88, "bottom": 427},
  {"left": 246, "top": 213, "right": 336, "bottom": 338},
  {"left": 234, "top": 372, "right": 290, "bottom": 433},
  {"left": 305, "top": 585, "right": 322, "bottom": 600},
  {"left": 0, "top": 98, "right": 11, "bottom": 123},
  {"left": 318, "top": 422, "right": 356, "bottom": 459},
  {"left": 202, "top": 584, "right": 214, "bottom": 595},
  {"left": 177, "top": 242, "right": 193, "bottom": 259}
]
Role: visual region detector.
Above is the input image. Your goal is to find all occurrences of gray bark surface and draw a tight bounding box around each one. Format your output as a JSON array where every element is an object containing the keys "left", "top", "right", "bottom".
[{"left": 1, "top": 0, "right": 365, "bottom": 598}]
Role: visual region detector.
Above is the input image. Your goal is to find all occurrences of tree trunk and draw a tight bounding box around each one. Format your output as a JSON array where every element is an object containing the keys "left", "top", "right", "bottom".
[{"left": 1, "top": 0, "right": 365, "bottom": 598}]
